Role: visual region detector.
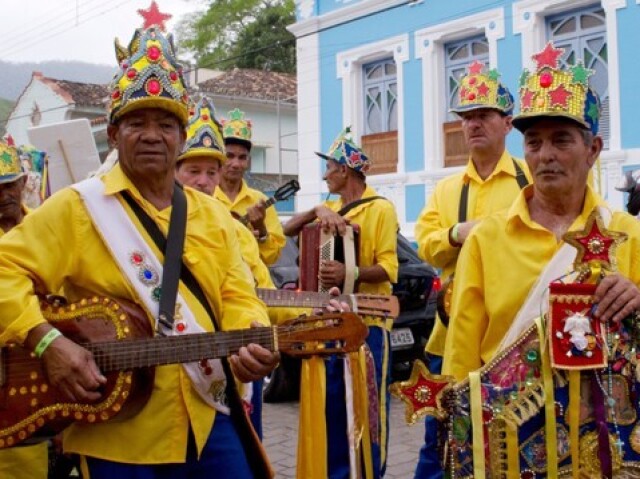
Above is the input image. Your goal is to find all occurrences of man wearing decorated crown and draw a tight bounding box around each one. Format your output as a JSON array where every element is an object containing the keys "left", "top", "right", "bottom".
[
  {"left": 214, "top": 108, "right": 286, "bottom": 266},
  {"left": 413, "top": 61, "right": 529, "bottom": 479},
  {"left": 0, "top": 27, "right": 279, "bottom": 479},
  {"left": 0, "top": 138, "right": 50, "bottom": 479},
  {"left": 441, "top": 43, "right": 640, "bottom": 476},
  {"left": 284, "top": 129, "right": 398, "bottom": 479}
]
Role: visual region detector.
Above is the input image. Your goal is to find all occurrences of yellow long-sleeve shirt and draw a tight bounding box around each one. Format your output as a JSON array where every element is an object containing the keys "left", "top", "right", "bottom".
[
  {"left": 0, "top": 164, "right": 269, "bottom": 464},
  {"left": 442, "top": 185, "right": 640, "bottom": 382},
  {"left": 0, "top": 206, "right": 48, "bottom": 479},
  {"left": 414, "top": 151, "right": 530, "bottom": 355},
  {"left": 214, "top": 179, "right": 286, "bottom": 265}
]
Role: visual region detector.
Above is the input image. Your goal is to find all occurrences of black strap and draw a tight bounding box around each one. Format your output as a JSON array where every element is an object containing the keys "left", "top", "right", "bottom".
[
  {"left": 458, "top": 158, "right": 529, "bottom": 222},
  {"left": 120, "top": 190, "right": 272, "bottom": 479},
  {"left": 337, "top": 195, "right": 385, "bottom": 217},
  {"left": 157, "top": 184, "right": 187, "bottom": 330}
]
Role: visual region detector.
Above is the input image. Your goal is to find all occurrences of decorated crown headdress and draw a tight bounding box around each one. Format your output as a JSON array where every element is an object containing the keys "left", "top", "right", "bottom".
[
  {"left": 108, "top": 27, "right": 189, "bottom": 125},
  {"left": 0, "top": 136, "right": 25, "bottom": 185},
  {"left": 451, "top": 61, "right": 514, "bottom": 116},
  {"left": 513, "top": 42, "right": 600, "bottom": 134},
  {"left": 179, "top": 97, "right": 226, "bottom": 164},
  {"left": 315, "top": 127, "right": 371, "bottom": 174},
  {"left": 222, "top": 108, "right": 252, "bottom": 149}
]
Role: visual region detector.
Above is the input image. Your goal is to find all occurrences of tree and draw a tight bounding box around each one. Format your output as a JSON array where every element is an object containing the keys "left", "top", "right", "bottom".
[{"left": 177, "top": 0, "right": 296, "bottom": 73}]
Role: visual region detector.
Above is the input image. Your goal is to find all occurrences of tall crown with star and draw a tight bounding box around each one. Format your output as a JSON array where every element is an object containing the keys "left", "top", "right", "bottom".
[
  {"left": 451, "top": 61, "right": 514, "bottom": 116},
  {"left": 222, "top": 108, "right": 252, "bottom": 150},
  {"left": 179, "top": 97, "right": 226, "bottom": 164},
  {"left": 513, "top": 42, "right": 601, "bottom": 134},
  {"left": 315, "top": 127, "right": 371, "bottom": 174},
  {"left": 108, "top": 27, "right": 189, "bottom": 125},
  {"left": 0, "top": 137, "right": 25, "bottom": 184}
]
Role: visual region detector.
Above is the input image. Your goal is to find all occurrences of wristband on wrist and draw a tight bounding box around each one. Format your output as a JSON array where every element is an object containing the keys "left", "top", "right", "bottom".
[
  {"left": 452, "top": 223, "right": 461, "bottom": 245},
  {"left": 34, "top": 329, "right": 62, "bottom": 358},
  {"left": 354, "top": 266, "right": 360, "bottom": 282}
]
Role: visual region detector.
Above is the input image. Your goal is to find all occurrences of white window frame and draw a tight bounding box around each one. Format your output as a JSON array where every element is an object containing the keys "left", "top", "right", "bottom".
[
  {"left": 336, "top": 34, "right": 409, "bottom": 174},
  {"left": 512, "top": 0, "right": 626, "bottom": 151},
  {"left": 414, "top": 8, "right": 505, "bottom": 171}
]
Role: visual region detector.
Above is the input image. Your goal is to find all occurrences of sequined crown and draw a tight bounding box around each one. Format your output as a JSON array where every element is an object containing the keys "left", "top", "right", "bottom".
[
  {"left": 109, "top": 27, "right": 189, "bottom": 125},
  {"left": 513, "top": 42, "right": 600, "bottom": 134},
  {"left": 315, "top": 127, "right": 371, "bottom": 174},
  {"left": 0, "top": 137, "right": 25, "bottom": 184},
  {"left": 179, "top": 97, "right": 226, "bottom": 164},
  {"left": 222, "top": 108, "right": 252, "bottom": 149},
  {"left": 451, "top": 61, "right": 514, "bottom": 116}
]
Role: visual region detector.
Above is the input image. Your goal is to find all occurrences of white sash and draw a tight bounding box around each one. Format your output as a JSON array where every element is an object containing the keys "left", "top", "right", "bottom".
[
  {"left": 73, "top": 177, "right": 251, "bottom": 414},
  {"left": 497, "top": 206, "right": 612, "bottom": 353}
]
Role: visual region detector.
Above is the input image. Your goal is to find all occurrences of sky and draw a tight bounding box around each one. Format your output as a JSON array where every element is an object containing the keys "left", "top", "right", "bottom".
[{"left": 0, "top": 0, "right": 203, "bottom": 66}]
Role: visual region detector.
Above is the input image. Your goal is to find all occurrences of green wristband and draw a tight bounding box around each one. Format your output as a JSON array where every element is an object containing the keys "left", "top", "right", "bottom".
[
  {"left": 452, "top": 223, "right": 461, "bottom": 245},
  {"left": 34, "top": 329, "right": 62, "bottom": 358}
]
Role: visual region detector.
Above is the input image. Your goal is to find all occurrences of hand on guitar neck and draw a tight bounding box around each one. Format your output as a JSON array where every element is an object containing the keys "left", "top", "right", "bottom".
[{"left": 229, "top": 321, "right": 281, "bottom": 383}]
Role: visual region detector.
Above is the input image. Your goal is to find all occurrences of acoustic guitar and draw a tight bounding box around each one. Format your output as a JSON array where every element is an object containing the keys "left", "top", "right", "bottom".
[
  {"left": 0, "top": 296, "right": 367, "bottom": 449},
  {"left": 256, "top": 288, "right": 400, "bottom": 319}
]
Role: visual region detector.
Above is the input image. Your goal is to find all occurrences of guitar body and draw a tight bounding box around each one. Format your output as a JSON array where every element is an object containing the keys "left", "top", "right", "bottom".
[{"left": 0, "top": 297, "right": 153, "bottom": 447}]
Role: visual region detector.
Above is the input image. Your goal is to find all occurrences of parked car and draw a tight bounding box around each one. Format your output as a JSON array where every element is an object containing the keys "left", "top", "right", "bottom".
[{"left": 264, "top": 234, "right": 439, "bottom": 402}]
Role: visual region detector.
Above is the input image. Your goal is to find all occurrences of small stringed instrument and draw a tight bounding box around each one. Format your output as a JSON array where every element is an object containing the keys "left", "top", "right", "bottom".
[
  {"left": 235, "top": 179, "right": 300, "bottom": 227},
  {"left": 0, "top": 296, "right": 367, "bottom": 449},
  {"left": 256, "top": 288, "right": 400, "bottom": 319}
]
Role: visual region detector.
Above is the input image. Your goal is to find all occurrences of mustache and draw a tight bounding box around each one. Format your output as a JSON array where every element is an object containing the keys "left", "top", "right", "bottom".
[{"left": 535, "top": 166, "right": 565, "bottom": 176}]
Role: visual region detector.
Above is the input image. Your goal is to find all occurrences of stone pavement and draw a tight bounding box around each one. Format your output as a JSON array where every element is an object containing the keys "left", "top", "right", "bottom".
[{"left": 263, "top": 396, "right": 425, "bottom": 478}]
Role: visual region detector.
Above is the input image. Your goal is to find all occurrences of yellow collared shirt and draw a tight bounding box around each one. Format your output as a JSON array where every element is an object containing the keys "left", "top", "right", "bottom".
[
  {"left": 414, "top": 151, "right": 530, "bottom": 355},
  {"left": 0, "top": 164, "right": 269, "bottom": 463},
  {"left": 214, "top": 179, "right": 286, "bottom": 265},
  {"left": 324, "top": 185, "right": 399, "bottom": 301},
  {"left": 442, "top": 185, "right": 640, "bottom": 382}
]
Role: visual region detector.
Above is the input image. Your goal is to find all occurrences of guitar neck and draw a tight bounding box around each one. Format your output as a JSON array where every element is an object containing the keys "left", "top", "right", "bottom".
[
  {"left": 85, "top": 328, "right": 276, "bottom": 372},
  {"left": 238, "top": 197, "right": 277, "bottom": 226},
  {"left": 257, "top": 288, "right": 351, "bottom": 309}
]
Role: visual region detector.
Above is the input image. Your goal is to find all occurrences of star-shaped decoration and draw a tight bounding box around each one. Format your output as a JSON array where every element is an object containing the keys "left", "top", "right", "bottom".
[
  {"left": 389, "top": 360, "right": 452, "bottom": 424},
  {"left": 532, "top": 42, "right": 564, "bottom": 71},
  {"left": 587, "top": 101, "right": 600, "bottom": 124},
  {"left": 519, "top": 69, "right": 530, "bottom": 88},
  {"left": 138, "top": 1, "right": 172, "bottom": 32},
  {"left": 476, "top": 82, "right": 490, "bottom": 99},
  {"left": 349, "top": 151, "right": 361, "bottom": 164},
  {"left": 521, "top": 89, "right": 536, "bottom": 110},
  {"left": 497, "top": 94, "right": 509, "bottom": 109},
  {"left": 223, "top": 125, "right": 235, "bottom": 137},
  {"left": 5, "top": 135, "right": 15, "bottom": 147},
  {"left": 548, "top": 84, "right": 573, "bottom": 108},
  {"left": 487, "top": 68, "right": 500, "bottom": 81},
  {"left": 569, "top": 62, "right": 594, "bottom": 87},
  {"left": 0, "top": 151, "right": 13, "bottom": 165},
  {"left": 564, "top": 210, "right": 628, "bottom": 273},
  {"left": 468, "top": 60, "right": 484, "bottom": 75},
  {"left": 227, "top": 108, "right": 245, "bottom": 121}
]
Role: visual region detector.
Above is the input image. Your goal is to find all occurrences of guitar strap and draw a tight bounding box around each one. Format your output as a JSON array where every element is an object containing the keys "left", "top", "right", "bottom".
[{"left": 120, "top": 190, "right": 274, "bottom": 479}]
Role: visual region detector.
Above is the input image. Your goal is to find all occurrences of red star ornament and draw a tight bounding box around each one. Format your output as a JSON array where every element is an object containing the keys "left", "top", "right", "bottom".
[
  {"left": 548, "top": 84, "right": 573, "bottom": 108},
  {"left": 532, "top": 42, "right": 564, "bottom": 70},
  {"left": 521, "top": 89, "right": 535, "bottom": 110},
  {"left": 563, "top": 210, "right": 627, "bottom": 273},
  {"left": 389, "top": 360, "right": 452, "bottom": 424},
  {"left": 468, "top": 60, "right": 484, "bottom": 75},
  {"left": 138, "top": 1, "right": 172, "bottom": 31},
  {"left": 476, "top": 82, "right": 490, "bottom": 99}
]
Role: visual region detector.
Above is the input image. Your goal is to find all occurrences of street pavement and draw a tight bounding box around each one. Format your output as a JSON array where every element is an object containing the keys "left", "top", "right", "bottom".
[{"left": 263, "top": 396, "right": 425, "bottom": 478}]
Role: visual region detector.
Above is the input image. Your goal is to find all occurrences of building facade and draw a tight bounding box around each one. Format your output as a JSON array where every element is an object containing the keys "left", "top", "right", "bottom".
[{"left": 289, "top": 0, "right": 640, "bottom": 238}]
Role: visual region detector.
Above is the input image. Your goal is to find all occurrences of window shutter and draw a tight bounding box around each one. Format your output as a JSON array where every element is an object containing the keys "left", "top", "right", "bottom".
[{"left": 443, "top": 121, "right": 468, "bottom": 168}]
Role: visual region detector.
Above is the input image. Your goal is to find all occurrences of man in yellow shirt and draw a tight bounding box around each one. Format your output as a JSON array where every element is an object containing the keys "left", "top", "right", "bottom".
[
  {"left": 0, "top": 27, "right": 278, "bottom": 479},
  {"left": 413, "top": 62, "right": 527, "bottom": 478},
  {"left": 443, "top": 43, "right": 640, "bottom": 476},
  {"left": 0, "top": 139, "right": 49, "bottom": 479},
  {"left": 284, "top": 128, "right": 398, "bottom": 479},
  {"left": 215, "top": 108, "right": 286, "bottom": 265}
]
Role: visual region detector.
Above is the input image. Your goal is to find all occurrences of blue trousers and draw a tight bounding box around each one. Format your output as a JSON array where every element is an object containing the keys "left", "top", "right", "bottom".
[
  {"left": 325, "top": 326, "right": 390, "bottom": 479},
  {"left": 250, "top": 379, "right": 263, "bottom": 440},
  {"left": 84, "top": 413, "right": 254, "bottom": 479},
  {"left": 414, "top": 355, "right": 444, "bottom": 479}
]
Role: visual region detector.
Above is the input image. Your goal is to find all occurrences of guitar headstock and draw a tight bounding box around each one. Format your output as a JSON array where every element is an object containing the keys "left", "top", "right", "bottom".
[
  {"left": 354, "top": 294, "right": 400, "bottom": 319},
  {"left": 277, "top": 312, "right": 368, "bottom": 357},
  {"left": 273, "top": 180, "right": 300, "bottom": 202}
]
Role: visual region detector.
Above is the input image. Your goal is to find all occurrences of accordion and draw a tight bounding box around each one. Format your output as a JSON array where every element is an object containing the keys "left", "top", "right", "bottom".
[{"left": 299, "top": 223, "right": 359, "bottom": 293}]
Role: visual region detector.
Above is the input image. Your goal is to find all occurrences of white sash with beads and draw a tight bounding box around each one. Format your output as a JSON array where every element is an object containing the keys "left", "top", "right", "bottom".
[{"left": 73, "top": 177, "right": 251, "bottom": 414}]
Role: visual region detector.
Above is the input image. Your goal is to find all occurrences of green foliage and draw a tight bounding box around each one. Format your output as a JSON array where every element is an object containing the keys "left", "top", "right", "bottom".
[
  {"left": 0, "top": 98, "right": 14, "bottom": 136},
  {"left": 177, "top": 0, "right": 296, "bottom": 73}
]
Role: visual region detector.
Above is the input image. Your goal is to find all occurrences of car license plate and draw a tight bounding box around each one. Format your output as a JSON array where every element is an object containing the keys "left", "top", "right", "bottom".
[{"left": 390, "top": 328, "right": 414, "bottom": 348}]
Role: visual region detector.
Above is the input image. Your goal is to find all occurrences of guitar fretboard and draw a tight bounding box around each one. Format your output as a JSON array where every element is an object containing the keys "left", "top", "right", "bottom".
[{"left": 257, "top": 288, "right": 352, "bottom": 309}]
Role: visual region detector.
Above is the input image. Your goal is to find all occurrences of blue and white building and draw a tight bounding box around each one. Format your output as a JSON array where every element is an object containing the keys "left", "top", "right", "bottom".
[{"left": 289, "top": 0, "right": 640, "bottom": 238}]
